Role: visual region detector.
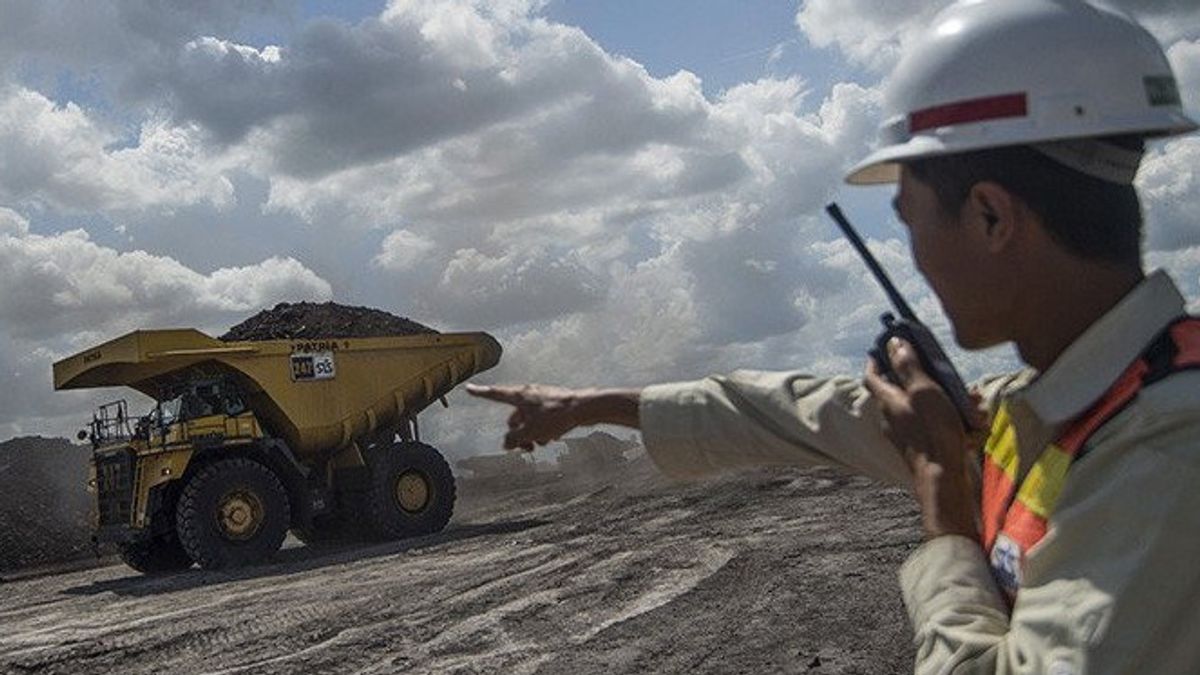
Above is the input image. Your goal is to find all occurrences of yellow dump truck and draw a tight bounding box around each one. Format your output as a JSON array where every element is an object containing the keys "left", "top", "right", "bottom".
[{"left": 53, "top": 328, "right": 502, "bottom": 572}]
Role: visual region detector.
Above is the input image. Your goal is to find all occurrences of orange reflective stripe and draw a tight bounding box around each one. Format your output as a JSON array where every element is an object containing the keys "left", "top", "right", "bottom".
[
  {"left": 1056, "top": 361, "right": 1146, "bottom": 451},
  {"left": 981, "top": 459, "right": 1013, "bottom": 550},
  {"left": 1000, "top": 499, "right": 1047, "bottom": 554},
  {"left": 981, "top": 402, "right": 1018, "bottom": 549}
]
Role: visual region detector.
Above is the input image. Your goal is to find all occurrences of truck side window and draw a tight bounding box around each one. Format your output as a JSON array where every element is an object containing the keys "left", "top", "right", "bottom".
[{"left": 224, "top": 395, "right": 246, "bottom": 415}]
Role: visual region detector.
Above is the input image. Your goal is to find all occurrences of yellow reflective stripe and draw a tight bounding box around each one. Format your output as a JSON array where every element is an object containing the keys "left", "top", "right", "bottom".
[
  {"left": 1016, "top": 443, "right": 1072, "bottom": 518},
  {"left": 984, "top": 402, "right": 1018, "bottom": 481}
]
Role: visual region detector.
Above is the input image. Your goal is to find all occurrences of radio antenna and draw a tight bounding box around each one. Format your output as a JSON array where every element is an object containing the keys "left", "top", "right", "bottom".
[{"left": 824, "top": 203, "right": 918, "bottom": 321}]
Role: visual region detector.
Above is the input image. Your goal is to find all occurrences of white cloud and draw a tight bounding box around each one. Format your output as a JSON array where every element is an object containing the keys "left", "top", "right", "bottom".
[
  {"left": 374, "top": 228, "right": 438, "bottom": 270},
  {"left": 0, "top": 214, "right": 332, "bottom": 341},
  {"left": 0, "top": 206, "right": 28, "bottom": 236},
  {"left": 385, "top": 0, "right": 507, "bottom": 71},
  {"left": 1140, "top": 136, "right": 1200, "bottom": 251},
  {"left": 433, "top": 247, "right": 606, "bottom": 327},
  {"left": 0, "top": 86, "right": 234, "bottom": 213},
  {"left": 795, "top": 0, "right": 939, "bottom": 72},
  {"left": 815, "top": 83, "right": 885, "bottom": 161},
  {"left": 795, "top": 0, "right": 1200, "bottom": 73},
  {"left": 0, "top": 1, "right": 290, "bottom": 78},
  {"left": 489, "top": 245, "right": 705, "bottom": 386},
  {"left": 1168, "top": 39, "right": 1200, "bottom": 115},
  {"left": 186, "top": 36, "right": 282, "bottom": 64},
  {"left": 139, "top": 0, "right": 722, "bottom": 191}
]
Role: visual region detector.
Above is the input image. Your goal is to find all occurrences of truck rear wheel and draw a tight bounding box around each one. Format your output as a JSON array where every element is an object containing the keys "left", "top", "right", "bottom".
[
  {"left": 363, "top": 442, "right": 455, "bottom": 540},
  {"left": 118, "top": 531, "right": 194, "bottom": 574},
  {"left": 176, "top": 457, "right": 291, "bottom": 569}
]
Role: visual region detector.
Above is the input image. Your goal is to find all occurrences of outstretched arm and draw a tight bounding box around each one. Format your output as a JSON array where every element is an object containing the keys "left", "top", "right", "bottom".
[
  {"left": 468, "top": 370, "right": 924, "bottom": 488},
  {"left": 465, "top": 384, "right": 641, "bottom": 452}
]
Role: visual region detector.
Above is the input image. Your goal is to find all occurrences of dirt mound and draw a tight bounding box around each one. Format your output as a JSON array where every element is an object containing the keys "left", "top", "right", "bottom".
[
  {"left": 219, "top": 302, "right": 438, "bottom": 341},
  {"left": 0, "top": 436, "right": 94, "bottom": 573}
]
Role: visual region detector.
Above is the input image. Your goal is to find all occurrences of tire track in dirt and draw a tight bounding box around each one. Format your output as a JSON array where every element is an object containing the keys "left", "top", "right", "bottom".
[{"left": 0, "top": 464, "right": 921, "bottom": 674}]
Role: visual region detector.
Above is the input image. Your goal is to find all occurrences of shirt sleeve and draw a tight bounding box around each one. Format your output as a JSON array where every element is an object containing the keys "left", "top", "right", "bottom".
[
  {"left": 638, "top": 369, "right": 912, "bottom": 487},
  {"left": 898, "top": 405, "right": 1200, "bottom": 674}
]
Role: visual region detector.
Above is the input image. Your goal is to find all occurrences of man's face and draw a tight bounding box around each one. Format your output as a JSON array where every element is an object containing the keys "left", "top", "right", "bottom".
[{"left": 893, "top": 168, "right": 1004, "bottom": 349}]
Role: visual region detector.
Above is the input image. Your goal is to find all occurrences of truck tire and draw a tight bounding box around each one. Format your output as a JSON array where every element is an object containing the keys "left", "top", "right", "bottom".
[
  {"left": 362, "top": 442, "right": 455, "bottom": 540},
  {"left": 176, "top": 457, "right": 291, "bottom": 570},
  {"left": 118, "top": 531, "right": 194, "bottom": 574}
]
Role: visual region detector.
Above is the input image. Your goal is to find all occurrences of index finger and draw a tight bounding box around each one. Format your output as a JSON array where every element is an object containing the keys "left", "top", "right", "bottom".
[
  {"left": 465, "top": 383, "right": 528, "bottom": 405},
  {"left": 886, "top": 337, "right": 936, "bottom": 390},
  {"left": 863, "top": 357, "right": 903, "bottom": 405}
]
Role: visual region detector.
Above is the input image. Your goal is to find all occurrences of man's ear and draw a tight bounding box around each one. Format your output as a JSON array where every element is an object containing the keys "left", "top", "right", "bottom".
[{"left": 965, "top": 182, "right": 1018, "bottom": 252}]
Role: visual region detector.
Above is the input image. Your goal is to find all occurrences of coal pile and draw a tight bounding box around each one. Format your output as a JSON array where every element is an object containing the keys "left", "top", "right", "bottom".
[
  {"left": 220, "top": 302, "right": 438, "bottom": 341},
  {"left": 0, "top": 436, "right": 93, "bottom": 573}
]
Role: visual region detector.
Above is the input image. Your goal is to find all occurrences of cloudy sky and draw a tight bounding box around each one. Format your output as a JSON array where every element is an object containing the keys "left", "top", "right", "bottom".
[{"left": 2, "top": 0, "right": 1199, "bottom": 459}]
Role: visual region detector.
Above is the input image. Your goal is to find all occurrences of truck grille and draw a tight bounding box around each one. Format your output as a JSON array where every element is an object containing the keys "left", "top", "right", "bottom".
[{"left": 95, "top": 449, "right": 135, "bottom": 527}]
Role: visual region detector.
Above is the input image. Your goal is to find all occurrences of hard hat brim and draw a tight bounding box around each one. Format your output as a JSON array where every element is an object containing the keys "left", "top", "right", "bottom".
[{"left": 846, "top": 111, "right": 1198, "bottom": 186}]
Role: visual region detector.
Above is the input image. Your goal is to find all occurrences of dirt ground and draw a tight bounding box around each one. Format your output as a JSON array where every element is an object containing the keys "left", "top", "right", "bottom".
[{"left": 0, "top": 461, "right": 921, "bottom": 675}]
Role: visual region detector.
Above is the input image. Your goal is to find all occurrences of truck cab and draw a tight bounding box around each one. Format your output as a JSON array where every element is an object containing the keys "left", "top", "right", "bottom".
[
  {"left": 83, "top": 377, "right": 271, "bottom": 569},
  {"left": 137, "top": 378, "right": 263, "bottom": 449}
]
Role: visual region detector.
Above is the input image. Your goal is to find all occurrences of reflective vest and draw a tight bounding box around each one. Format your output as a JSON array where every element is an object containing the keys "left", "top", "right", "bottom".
[{"left": 981, "top": 316, "right": 1200, "bottom": 600}]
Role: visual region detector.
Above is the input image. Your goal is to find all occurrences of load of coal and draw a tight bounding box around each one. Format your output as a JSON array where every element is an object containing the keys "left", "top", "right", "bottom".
[
  {"left": 0, "top": 436, "right": 94, "bottom": 575},
  {"left": 219, "top": 301, "right": 439, "bottom": 341}
]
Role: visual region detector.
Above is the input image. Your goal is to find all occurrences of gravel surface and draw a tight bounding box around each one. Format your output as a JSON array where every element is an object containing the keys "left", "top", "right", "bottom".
[
  {"left": 0, "top": 462, "right": 921, "bottom": 674},
  {"left": 220, "top": 302, "right": 438, "bottom": 341}
]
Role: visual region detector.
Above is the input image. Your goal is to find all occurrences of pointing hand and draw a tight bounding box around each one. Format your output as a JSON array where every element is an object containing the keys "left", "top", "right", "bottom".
[{"left": 466, "top": 383, "right": 642, "bottom": 452}]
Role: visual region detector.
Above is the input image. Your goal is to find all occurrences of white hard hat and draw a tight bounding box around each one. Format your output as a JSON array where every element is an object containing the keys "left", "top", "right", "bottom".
[{"left": 846, "top": 0, "right": 1198, "bottom": 185}]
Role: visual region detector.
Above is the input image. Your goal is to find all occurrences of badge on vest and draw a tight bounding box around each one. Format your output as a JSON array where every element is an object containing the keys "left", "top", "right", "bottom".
[{"left": 989, "top": 533, "right": 1023, "bottom": 596}]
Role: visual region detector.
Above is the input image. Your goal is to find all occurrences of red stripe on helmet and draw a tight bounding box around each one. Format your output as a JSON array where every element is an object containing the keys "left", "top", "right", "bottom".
[{"left": 909, "top": 93, "right": 1028, "bottom": 133}]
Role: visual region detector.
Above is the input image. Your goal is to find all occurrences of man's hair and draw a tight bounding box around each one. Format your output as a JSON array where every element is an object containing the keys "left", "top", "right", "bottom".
[{"left": 906, "top": 138, "right": 1145, "bottom": 268}]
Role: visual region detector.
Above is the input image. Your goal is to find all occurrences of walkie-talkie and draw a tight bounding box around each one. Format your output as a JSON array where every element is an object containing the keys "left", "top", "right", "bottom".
[{"left": 824, "top": 203, "right": 976, "bottom": 429}]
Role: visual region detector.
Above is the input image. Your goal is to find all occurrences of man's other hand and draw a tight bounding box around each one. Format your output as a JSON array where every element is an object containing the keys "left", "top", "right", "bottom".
[{"left": 863, "top": 337, "right": 982, "bottom": 541}]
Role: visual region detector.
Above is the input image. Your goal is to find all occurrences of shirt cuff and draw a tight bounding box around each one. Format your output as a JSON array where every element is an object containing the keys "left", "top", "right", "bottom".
[
  {"left": 638, "top": 379, "right": 714, "bottom": 480},
  {"left": 899, "top": 535, "right": 1008, "bottom": 628}
]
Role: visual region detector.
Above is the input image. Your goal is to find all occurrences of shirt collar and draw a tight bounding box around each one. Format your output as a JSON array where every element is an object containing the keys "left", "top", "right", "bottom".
[{"left": 1013, "top": 270, "right": 1186, "bottom": 426}]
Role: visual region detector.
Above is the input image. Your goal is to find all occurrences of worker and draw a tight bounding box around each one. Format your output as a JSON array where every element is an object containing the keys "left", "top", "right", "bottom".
[{"left": 468, "top": 0, "right": 1200, "bottom": 672}]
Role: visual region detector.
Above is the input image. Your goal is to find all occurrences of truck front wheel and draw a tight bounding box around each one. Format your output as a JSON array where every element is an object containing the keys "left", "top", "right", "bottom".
[
  {"left": 363, "top": 442, "right": 455, "bottom": 540},
  {"left": 176, "top": 457, "right": 291, "bottom": 569}
]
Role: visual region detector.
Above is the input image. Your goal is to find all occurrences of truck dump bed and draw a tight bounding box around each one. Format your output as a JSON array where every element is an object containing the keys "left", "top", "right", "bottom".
[{"left": 53, "top": 329, "right": 502, "bottom": 457}]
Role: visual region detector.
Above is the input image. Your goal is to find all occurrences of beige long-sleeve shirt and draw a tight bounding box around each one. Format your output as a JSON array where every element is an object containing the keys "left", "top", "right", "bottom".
[{"left": 639, "top": 271, "right": 1200, "bottom": 674}]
